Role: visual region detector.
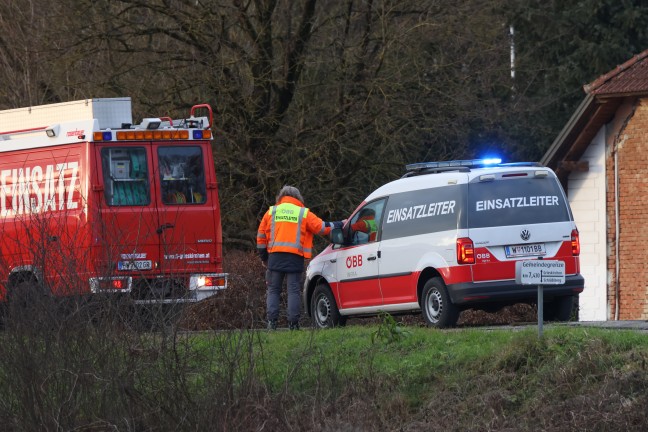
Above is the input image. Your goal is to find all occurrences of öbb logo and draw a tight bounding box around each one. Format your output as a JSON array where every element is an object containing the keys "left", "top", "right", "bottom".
[
  {"left": 476, "top": 253, "right": 491, "bottom": 260},
  {"left": 346, "top": 254, "right": 363, "bottom": 268}
]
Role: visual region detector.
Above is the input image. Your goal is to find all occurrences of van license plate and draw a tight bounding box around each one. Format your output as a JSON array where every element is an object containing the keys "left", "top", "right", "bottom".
[
  {"left": 118, "top": 260, "right": 153, "bottom": 271},
  {"left": 505, "top": 243, "right": 546, "bottom": 258}
]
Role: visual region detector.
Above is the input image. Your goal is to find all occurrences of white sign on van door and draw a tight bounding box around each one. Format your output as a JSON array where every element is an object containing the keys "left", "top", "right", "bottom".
[{"left": 515, "top": 260, "right": 565, "bottom": 285}]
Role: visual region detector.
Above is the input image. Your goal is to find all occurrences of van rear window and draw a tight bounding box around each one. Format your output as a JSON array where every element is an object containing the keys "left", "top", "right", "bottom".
[{"left": 468, "top": 178, "right": 571, "bottom": 228}]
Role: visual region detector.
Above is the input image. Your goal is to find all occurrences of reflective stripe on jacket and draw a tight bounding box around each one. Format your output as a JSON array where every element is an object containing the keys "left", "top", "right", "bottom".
[
  {"left": 365, "top": 218, "right": 378, "bottom": 241},
  {"left": 351, "top": 217, "right": 378, "bottom": 242},
  {"left": 256, "top": 196, "right": 330, "bottom": 259}
]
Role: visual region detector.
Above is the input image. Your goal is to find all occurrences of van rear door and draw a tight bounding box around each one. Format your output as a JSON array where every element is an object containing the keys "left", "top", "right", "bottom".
[{"left": 467, "top": 169, "right": 577, "bottom": 282}]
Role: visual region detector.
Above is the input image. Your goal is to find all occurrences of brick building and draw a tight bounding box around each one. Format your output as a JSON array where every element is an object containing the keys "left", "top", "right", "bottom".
[{"left": 542, "top": 49, "right": 648, "bottom": 321}]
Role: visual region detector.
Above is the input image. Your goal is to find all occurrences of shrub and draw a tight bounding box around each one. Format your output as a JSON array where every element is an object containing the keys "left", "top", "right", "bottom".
[{"left": 178, "top": 249, "right": 539, "bottom": 330}]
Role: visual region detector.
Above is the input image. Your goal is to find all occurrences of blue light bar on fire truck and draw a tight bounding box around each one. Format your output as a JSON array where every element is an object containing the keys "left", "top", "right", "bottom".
[
  {"left": 92, "top": 103, "right": 215, "bottom": 142},
  {"left": 92, "top": 128, "right": 212, "bottom": 142},
  {"left": 405, "top": 157, "right": 503, "bottom": 172}
]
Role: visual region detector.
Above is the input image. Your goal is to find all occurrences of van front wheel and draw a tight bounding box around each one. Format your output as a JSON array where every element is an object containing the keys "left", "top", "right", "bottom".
[
  {"left": 421, "top": 277, "right": 459, "bottom": 328},
  {"left": 311, "top": 282, "right": 346, "bottom": 329}
]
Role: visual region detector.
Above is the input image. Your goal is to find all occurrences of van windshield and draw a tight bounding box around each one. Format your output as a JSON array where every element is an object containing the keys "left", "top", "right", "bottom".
[{"left": 467, "top": 177, "right": 571, "bottom": 228}]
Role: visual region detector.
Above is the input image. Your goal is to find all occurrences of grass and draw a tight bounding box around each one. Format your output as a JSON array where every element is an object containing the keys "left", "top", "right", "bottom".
[
  {"left": 2, "top": 300, "right": 648, "bottom": 431},
  {"left": 182, "top": 321, "right": 648, "bottom": 430},
  {"left": 254, "top": 324, "right": 645, "bottom": 386}
]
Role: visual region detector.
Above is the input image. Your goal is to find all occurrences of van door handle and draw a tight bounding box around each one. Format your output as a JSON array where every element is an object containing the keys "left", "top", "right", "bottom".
[
  {"left": 329, "top": 259, "right": 337, "bottom": 263},
  {"left": 367, "top": 255, "right": 377, "bottom": 261}
]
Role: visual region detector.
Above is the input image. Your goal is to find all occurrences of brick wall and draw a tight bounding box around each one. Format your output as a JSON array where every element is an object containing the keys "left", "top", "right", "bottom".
[{"left": 606, "top": 98, "right": 648, "bottom": 320}]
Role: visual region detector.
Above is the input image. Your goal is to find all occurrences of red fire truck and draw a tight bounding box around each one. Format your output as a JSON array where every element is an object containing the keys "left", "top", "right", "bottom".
[{"left": 0, "top": 98, "right": 227, "bottom": 304}]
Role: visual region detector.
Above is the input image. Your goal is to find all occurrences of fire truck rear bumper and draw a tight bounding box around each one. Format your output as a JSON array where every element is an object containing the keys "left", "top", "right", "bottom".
[{"left": 89, "top": 273, "right": 228, "bottom": 304}]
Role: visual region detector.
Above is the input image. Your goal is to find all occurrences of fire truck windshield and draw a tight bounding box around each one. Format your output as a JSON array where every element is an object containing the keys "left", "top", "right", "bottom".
[
  {"left": 101, "top": 147, "right": 150, "bottom": 206},
  {"left": 100, "top": 145, "right": 208, "bottom": 207},
  {"left": 158, "top": 146, "right": 207, "bottom": 205}
]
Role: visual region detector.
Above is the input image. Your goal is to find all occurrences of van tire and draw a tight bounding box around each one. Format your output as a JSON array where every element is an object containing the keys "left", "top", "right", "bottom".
[
  {"left": 311, "top": 282, "right": 346, "bottom": 329},
  {"left": 544, "top": 295, "right": 575, "bottom": 322},
  {"left": 421, "top": 277, "right": 459, "bottom": 328}
]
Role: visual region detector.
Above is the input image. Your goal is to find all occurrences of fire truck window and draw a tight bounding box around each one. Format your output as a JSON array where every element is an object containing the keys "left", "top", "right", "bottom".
[
  {"left": 101, "top": 148, "right": 150, "bottom": 206},
  {"left": 158, "top": 146, "right": 207, "bottom": 205}
]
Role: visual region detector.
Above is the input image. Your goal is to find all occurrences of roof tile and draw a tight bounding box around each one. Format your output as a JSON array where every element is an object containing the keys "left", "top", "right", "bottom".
[{"left": 584, "top": 49, "right": 648, "bottom": 95}]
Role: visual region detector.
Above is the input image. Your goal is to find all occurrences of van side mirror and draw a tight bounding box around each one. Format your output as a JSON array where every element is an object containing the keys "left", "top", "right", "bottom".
[{"left": 330, "top": 228, "right": 345, "bottom": 245}]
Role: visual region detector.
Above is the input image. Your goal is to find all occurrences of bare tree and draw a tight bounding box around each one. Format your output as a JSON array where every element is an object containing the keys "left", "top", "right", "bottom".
[{"left": 0, "top": 0, "right": 515, "bottom": 248}]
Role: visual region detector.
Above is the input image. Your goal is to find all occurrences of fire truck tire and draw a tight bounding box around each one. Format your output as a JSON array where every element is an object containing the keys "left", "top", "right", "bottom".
[
  {"left": 7, "top": 279, "right": 49, "bottom": 312},
  {"left": 311, "top": 282, "right": 346, "bottom": 329},
  {"left": 421, "top": 277, "right": 459, "bottom": 328},
  {"left": 544, "top": 295, "right": 575, "bottom": 322}
]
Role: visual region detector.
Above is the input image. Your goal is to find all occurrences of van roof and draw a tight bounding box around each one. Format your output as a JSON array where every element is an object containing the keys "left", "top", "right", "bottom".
[
  {"left": 365, "top": 161, "right": 553, "bottom": 202},
  {"left": 403, "top": 159, "right": 542, "bottom": 178}
]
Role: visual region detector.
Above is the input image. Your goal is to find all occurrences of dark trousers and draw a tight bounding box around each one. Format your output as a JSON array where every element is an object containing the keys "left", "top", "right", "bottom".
[{"left": 266, "top": 269, "right": 301, "bottom": 323}]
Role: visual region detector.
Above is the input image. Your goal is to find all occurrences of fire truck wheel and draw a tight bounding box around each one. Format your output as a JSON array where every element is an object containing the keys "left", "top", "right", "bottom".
[
  {"left": 421, "top": 277, "right": 459, "bottom": 328},
  {"left": 7, "top": 279, "right": 49, "bottom": 313},
  {"left": 311, "top": 282, "right": 346, "bottom": 329},
  {"left": 544, "top": 295, "right": 575, "bottom": 322}
]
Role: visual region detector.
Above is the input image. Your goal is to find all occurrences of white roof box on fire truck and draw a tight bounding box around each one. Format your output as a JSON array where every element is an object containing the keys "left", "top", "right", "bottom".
[
  {"left": 0, "top": 98, "right": 213, "bottom": 153},
  {"left": 0, "top": 97, "right": 133, "bottom": 130}
]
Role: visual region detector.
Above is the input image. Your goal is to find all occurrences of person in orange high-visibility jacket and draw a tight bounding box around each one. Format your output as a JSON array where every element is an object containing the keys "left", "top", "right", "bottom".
[
  {"left": 257, "top": 185, "right": 342, "bottom": 330},
  {"left": 350, "top": 208, "right": 377, "bottom": 243}
]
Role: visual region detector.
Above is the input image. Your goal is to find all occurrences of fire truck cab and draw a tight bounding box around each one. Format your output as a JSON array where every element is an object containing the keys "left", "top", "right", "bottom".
[{"left": 0, "top": 98, "right": 227, "bottom": 304}]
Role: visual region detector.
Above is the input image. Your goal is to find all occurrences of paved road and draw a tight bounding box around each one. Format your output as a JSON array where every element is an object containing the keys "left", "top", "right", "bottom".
[
  {"left": 560, "top": 320, "right": 648, "bottom": 331},
  {"left": 475, "top": 320, "right": 648, "bottom": 333}
]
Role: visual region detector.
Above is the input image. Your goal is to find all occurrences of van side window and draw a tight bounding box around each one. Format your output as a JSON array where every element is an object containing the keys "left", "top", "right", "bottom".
[
  {"left": 158, "top": 146, "right": 207, "bottom": 205},
  {"left": 380, "top": 185, "right": 466, "bottom": 241},
  {"left": 101, "top": 147, "right": 150, "bottom": 206},
  {"left": 348, "top": 200, "right": 385, "bottom": 246}
]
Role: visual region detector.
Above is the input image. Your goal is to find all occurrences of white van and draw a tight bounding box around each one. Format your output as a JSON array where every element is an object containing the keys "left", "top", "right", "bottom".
[{"left": 303, "top": 159, "right": 584, "bottom": 328}]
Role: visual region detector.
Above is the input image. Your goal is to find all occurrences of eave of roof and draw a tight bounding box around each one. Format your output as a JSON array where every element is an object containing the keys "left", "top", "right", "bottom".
[
  {"left": 541, "top": 49, "right": 648, "bottom": 185},
  {"left": 541, "top": 95, "right": 621, "bottom": 179},
  {"left": 585, "top": 50, "right": 648, "bottom": 95}
]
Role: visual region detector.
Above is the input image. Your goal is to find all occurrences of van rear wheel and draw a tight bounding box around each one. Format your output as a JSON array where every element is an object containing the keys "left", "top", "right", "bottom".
[
  {"left": 311, "top": 282, "right": 346, "bottom": 329},
  {"left": 544, "top": 295, "right": 575, "bottom": 321},
  {"left": 421, "top": 277, "right": 459, "bottom": 328}
]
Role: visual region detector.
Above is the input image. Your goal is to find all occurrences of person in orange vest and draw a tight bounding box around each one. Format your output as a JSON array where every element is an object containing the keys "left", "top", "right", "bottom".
[
  {"left": 350, "top": 208, "right": 377, "bottom": 243},
  {"left": 257, "top": 185, "right": 342, "bottom": 330}
]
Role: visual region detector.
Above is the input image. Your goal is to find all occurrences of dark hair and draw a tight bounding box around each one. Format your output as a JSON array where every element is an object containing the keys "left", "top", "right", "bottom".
[{"left": 359, "top": 208, "right": 375, "bottom": 218}]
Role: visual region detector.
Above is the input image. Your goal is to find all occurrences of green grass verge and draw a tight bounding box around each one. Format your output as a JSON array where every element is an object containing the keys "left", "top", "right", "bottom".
[
  {"left": 190, "top": 322, "right": 648, "bottom": 409},
  {"left": 3, "top": 316, "right": 648, "bottom": 431}
]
